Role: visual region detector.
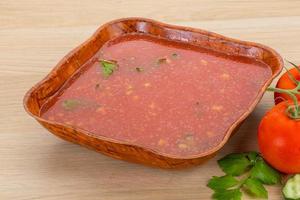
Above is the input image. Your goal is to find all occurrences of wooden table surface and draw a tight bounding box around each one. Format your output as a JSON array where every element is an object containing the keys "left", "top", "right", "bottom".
[{"left": 1, "top": 1, "right": 300, "bottom": 199}]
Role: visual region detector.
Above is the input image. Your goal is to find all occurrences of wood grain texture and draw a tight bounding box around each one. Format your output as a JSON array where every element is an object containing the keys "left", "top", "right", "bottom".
[{"left": 1, "top": 0, "right": 300, "bottom": 199}]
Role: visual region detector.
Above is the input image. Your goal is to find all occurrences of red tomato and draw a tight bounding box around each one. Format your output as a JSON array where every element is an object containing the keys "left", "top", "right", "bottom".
[
  {"left": 258, "top": 101, "right": 300, "bottom": 174},
  {"left": 275, "top": 67, "right": 300, "bottom": 104}
]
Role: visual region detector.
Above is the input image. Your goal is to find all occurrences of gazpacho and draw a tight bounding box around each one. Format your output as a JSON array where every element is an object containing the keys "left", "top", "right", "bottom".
[{"left": 40, "top": 33, "right": 272, "bottom": 157}]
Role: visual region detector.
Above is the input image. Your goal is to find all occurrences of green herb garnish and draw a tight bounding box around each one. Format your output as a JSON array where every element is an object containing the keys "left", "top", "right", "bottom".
[
  {"left": 218, "top": 153, "right": 253, "bottom": 176},
  {"left": 243, "top": 178, "right": 268, "bottom": 198},
  {"left": 250, "top": 158, "right": 280, "bottom": 185},
  {"left": 95, "top": 83, "right": 100, "bottom": 90},
  {"left": 212, "top": 189, "right": 242, "bottom": 200},
  {"left": 208, "top": 152, "right": 280, "bottom": 200},
  {"left": 208, "top": 175, "right": 239, "bottom": 190},
  {"left": 62, "top": 99, "right": 81, "bottom": 111},
  {"left": 99, "top": 59, "right": 118, "bottom": 77},
  {"left": 156, "top": 58, "right": 168, "bottom": 65},
  {"left": 171, "top": 53, "right": 178, "bottom": 58},
  {"left": 135, "top": 67, "right": 144, "bottom": 72}
]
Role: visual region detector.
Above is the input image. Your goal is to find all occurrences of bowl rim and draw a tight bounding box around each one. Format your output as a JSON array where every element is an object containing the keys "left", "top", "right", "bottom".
[{"left": 23, "top": 17, "right": 283, "bottom": 160}]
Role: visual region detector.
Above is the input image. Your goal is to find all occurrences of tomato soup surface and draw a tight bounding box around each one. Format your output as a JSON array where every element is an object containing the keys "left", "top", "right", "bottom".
[{"left": 41, "top": 34, "right": 272, "bottom": 157}]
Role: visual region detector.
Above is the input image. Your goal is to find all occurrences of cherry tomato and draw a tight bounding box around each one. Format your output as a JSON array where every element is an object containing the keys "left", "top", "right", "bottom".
[
  {"left": 275, "top": 67, "right": 300, "bottom": 104},
  {"left": 258, "top": 101, "right": 300, "bottom": 174}
]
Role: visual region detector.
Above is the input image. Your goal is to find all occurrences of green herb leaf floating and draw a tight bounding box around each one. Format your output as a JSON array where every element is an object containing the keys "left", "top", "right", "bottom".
[
  {"left": 218, "top": 153, "right": 251, "bottom": 176},
  {"left": 212, "top": 189, "right": 242, "bottom": 200},
  {"left": 99, "top": 59, "right": 118, "bottom": 77},
  {"left": 283, "top": 174, "right": 300, "bottom": 200},
  {"left": 95, "top": 83, "right": 100, "bottom": 90},
  {"left": 62, "top": 99, "right": 81, "bottom": 111},
  {"left": 208, "top": 152, "right": 281, "bottom": 200},
  {"left": 250, "top": 158, "right": 280, "bottom": 185},
  {"left": 156, "top": 57, "right": 168, "bottom": 65},
  {"left": 135, "top": 67, "right": 144, "bottom": 72},
  {"left": 207, "top": 175, "right": 239, "bottom": 191},
  {"left": 171, "top": 53, "right": 178, "bottom": 58},
  {"left": 244, "top": 178, "right": 268, "bottom": 198}
]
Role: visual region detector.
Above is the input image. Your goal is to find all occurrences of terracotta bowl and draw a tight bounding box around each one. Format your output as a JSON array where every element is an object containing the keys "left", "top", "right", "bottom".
[{"left": 24, "top": 18, "right": 283, "bottom": 169}]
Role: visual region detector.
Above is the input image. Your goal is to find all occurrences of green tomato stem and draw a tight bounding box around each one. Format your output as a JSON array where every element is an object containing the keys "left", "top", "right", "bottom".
[
  {"left": 286, "top": 59, "right": 300, "bottom": 74},
  {"left": 267, "top": 83, "right": 300, "bottom": 119},
  {"left": 283, "top": 65, "right": 299, "bottom": 85},
  {"left": 291, "top": 82, "right": 300, "bottom": 94},
  {"left": 267, "top": 61, "right": 300, "bottom": 120}
]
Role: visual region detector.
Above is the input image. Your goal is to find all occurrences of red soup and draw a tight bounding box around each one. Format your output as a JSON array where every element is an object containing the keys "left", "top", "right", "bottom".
[{"left": 41, "top": 34, "right": 272, "bottom": 157}]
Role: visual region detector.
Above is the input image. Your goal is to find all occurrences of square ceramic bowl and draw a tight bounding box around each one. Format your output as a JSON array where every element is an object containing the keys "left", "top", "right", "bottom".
[{"left": 24, "top": 18, "right": 283, "bottom": 168}]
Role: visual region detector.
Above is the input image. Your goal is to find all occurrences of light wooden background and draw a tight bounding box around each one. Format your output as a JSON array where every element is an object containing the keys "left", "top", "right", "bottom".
[{"left": 1, "top": 1, "right": 300, "bottom": 199}]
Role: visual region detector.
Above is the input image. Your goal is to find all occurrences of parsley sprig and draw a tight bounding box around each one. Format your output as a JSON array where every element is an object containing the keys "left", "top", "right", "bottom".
[{"left": 208, "top": 152, "right": 281, "bottom": 199}]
